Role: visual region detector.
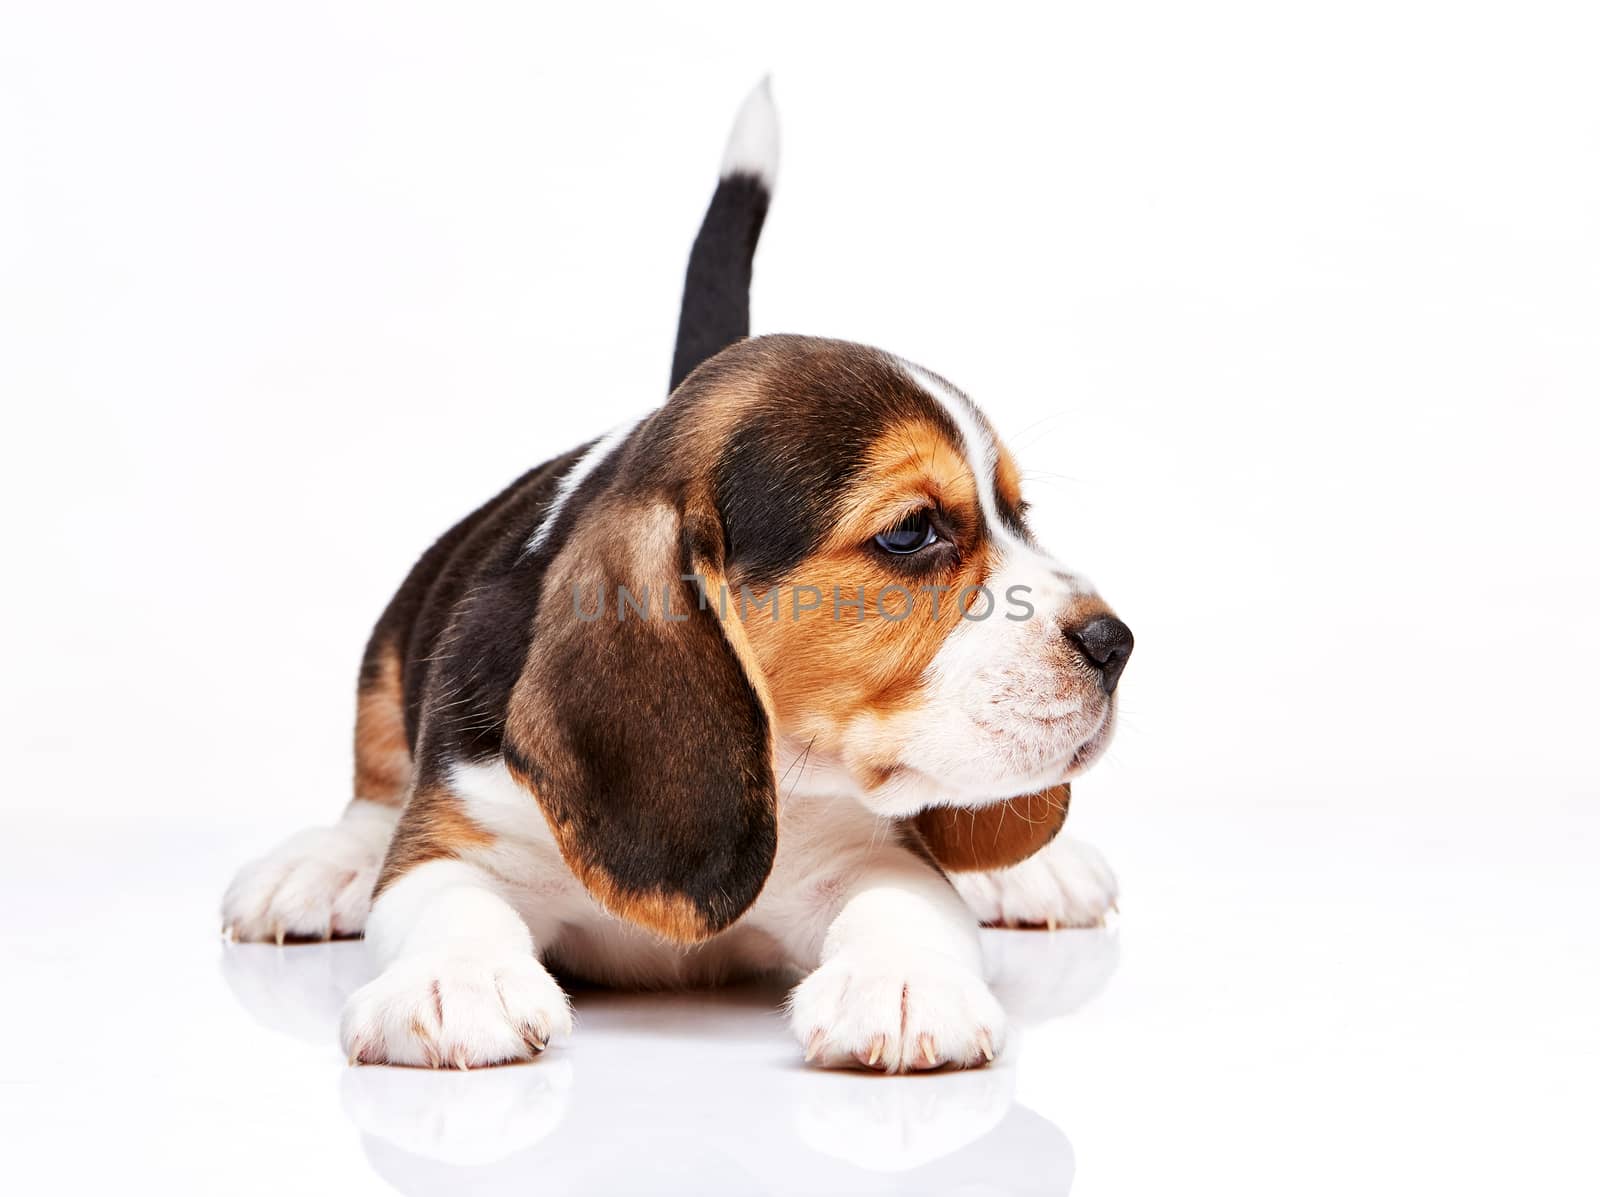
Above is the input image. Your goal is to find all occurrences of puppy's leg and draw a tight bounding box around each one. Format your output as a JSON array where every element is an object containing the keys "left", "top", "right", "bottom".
[
  {"left": 222, "top": 643, "right": 412, "bottom": 943},
  {"left": 782, "top": 844, "right": 1005, "bottom": 1073},
  {"left": 951, "top": 836, "right": 1119, "bottom": 930},
  {"left": 341, "top": 858, "right": 573, "bottom": 1068},
  {"left": 340, "top": 778, "right": 573, "bottom": 1068}
]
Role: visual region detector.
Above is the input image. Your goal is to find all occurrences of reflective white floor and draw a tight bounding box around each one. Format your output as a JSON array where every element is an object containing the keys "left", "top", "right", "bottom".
[{"left": 4, "top": 806, "right": 1595, "bottom": 1195}]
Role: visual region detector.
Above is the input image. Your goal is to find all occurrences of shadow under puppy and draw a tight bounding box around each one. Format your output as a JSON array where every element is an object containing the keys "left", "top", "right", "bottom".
[{"left": 223, "top": 81, "right": 1133, "bottom": 1073}]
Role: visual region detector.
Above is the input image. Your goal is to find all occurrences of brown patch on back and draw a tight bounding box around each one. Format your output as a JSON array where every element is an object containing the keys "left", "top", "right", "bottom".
[
  {"left": 373, "top": 779, "right": 495, "bottom": 896},
  {"left": 354, "top": 640, "right": 413, "bottom": 806},
  {"left": 911, "top": 785, "right": 1070, "bottom": 873}
]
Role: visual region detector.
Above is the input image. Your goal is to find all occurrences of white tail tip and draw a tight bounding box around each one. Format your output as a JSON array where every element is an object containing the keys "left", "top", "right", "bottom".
[{"left": 720, "top": 76, "right": 779, "bottom": 188}]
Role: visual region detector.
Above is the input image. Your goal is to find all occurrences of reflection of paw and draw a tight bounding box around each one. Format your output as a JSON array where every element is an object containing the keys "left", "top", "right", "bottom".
[
  {"left": 788, "top": 952, "right": 1004, "bottom": 1073},
  {"left": 983, "top": 926, "right": 1122, "bottom": 1024},
  {"left": 219, "top": 939, "right": 370, "bottom": 1044},
  {"left": 792, "top": 1067, "right": 1013, "bottom": 1171},
  {"left": 954, "top": 837, "right": 1119, "bottom": 929},
  {"left": 221, "top": 803, "right": 396, "bottom": 943},
  {"left": 341, "top": 1055, "right": 573, "bottom": 1165},
  {"left": 341, "top": 952, "right": 573, "bottom": 1069}
]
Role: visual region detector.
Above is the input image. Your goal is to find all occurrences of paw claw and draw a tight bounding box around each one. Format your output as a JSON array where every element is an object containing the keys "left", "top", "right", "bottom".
[
  {"left": 789, "top": 953, "right": 1006, "bottom": 1075},
  {"left": 804, "top": 1028, "right": 827, "bottom": 1063},
  {"left": 221, "top": 812, "right": 393, "bottom": 944},
  {"left": 953, "top": 836, "right": 1119, "bottom": 931},
  {"left": 341, "top": 953, "right": 572, "bottom": 1069}
]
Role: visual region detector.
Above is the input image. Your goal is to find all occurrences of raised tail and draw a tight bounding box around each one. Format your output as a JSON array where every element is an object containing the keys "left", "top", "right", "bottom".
[{"left": 668, "top": 78, "right": 779, "bottom": 392}]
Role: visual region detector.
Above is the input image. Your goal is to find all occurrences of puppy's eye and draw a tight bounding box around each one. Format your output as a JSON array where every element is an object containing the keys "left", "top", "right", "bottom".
[{"left": 874, "top": 510, "right": 939, "bottom": 555}]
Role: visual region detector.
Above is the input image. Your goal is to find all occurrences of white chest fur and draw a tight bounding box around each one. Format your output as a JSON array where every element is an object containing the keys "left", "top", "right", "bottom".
[{"left": 449, "top": 758, "right": 895, "bottom": 987}]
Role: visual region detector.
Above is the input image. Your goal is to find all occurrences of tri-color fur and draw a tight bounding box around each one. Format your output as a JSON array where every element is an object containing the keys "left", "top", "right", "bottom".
[{"left": 223, "top": 81, "right": 1132, "bottom": 1073}]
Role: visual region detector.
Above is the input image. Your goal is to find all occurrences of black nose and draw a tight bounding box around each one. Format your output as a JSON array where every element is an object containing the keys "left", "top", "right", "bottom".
[{"left": 1068, "top": 616, "right": 1134, "bottom": 694}]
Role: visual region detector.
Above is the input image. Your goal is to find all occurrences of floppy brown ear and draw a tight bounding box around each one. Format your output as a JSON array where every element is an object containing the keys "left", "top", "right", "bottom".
[
  {"left": 912, "top": 785, "right": 1070, "bottom": 873},
  {"left": 502, "top": 493, "right": 776, "bottom": 943}
]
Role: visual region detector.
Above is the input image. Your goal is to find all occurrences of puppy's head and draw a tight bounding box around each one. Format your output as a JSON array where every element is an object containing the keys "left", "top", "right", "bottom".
[
  {"left": 507, "top": 335, "right": 1131, "bottom": 938},
  {"left": 707, "top": 338, "right": 1130, "bottom": 814}
]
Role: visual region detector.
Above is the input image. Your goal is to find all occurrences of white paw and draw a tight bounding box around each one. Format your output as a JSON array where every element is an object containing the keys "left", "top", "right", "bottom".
[
  {"left": 221, "top": 802, "right": 397, "bottom": 943},
  {"left": 788, "top": 951, "right": 1005, "bottom": 1073},
  {"left": 340, "top": 952, "right": 573, "bottom": 1069},
  {"left": 952, "top": 836, "right": 1119, "bottom": 929}
]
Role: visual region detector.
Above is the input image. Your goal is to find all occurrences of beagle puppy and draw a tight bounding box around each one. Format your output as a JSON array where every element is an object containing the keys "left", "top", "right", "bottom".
[{"left": 223, "top": 81, "right": 1132, "bottom": 1073}]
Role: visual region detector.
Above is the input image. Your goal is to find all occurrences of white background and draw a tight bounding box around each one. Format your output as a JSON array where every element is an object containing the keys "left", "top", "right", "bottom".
[{"left": 3, "top": 3, "right": 1596, "bottom": 1195}]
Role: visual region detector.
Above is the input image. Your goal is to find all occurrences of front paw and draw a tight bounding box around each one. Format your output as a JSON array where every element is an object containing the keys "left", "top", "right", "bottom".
[
  {"left": 340, "top": 952, "right": 573, "bottom": 1069},
  {"left": 788, "top": 952, "right": 1005, "bottom": 1073},
  {"left": 953, "top": 836, "right": 1119, "bottom": 929},
  {"left": 222, "top": 806, "right": 395, "bottom": 943}
]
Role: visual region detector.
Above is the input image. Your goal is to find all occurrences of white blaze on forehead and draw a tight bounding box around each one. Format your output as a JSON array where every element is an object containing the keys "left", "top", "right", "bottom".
[
  {"left": 896, "top": 357, "right": 1093, "bottom": 594},
  {"left": 526, "top": 417, "right": 642, "bottom": 554},
  {"left": 897, "top": 360, "right": 1005, "bottom": 534}
]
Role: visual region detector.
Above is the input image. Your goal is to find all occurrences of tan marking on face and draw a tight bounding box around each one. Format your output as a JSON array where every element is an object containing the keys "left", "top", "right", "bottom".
[
  {"left": 832, "top": 418, "right": 980, "bottom": 542},
  {"left": 354, "top": 641, "right": 413, "bottom": 806},
  {"left": 739, "top": 418, "right": 1000, "bottom": 785},
  {"left": 698, "top": 565, "right": 780, "bottom": 740}
]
